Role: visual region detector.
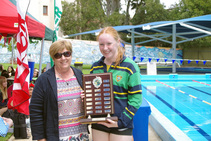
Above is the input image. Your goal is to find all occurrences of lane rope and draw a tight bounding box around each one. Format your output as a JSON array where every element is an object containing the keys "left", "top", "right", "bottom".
[
  {"left": 155, "top": 80, "right": 211, "bottom": 106},
  {"left": 192, "top": 80, "right": 211, "bottom": 86}
]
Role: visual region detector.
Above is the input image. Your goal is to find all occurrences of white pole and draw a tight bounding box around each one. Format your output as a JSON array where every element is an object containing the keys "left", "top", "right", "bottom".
[
  {"left": 11, "top": 37, "right": 14, "bottom": 66},
  {"left": 172, "top": 24, "right": 176, "bottom": 73},
  {"left": 38, "top": 38, "right": 44, "bottom": 76}
]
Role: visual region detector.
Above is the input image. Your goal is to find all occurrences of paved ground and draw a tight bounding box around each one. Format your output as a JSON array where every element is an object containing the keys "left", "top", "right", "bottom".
[
  {"left": 8, "top": 124, "right": 161, "bottom": 141},
  {"left": 148, "top": 124, "right": 162, "bottom": 141}
]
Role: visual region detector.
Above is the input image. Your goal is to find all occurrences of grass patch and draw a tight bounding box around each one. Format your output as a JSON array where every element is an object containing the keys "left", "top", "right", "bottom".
[
  {"left": 3, "top": 63, "right": 175, "bottom": 75},
  {"left": 81, "top": 64, "right": 92, "bottom": 69},
  {"left": 1, "top": 63, "right": 92, "bottom": 70},
  {"left": 1, "top": 63, "right": 46, "bottom": 70},
  {"left": 0, "top": 132, "right": 13, "bottom": 141},
  {"left": 82, "top": 69, "right": 90, "bottom": 74},
  {"left": 1, "top": 63, "right": 91, "bottom": 74},
  {"left": 1, "top": 63, "right": 170, "bottom": 75},
  {"left": 1, "top": 63, "right": 172, "bottom": 72}
]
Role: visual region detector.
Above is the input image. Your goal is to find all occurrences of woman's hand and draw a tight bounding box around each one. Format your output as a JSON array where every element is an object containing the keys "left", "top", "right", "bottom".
[
  {"left": 80, "top": 90, "right": 85, "bottom": 102},
  {"left": 98, "top": 119, "right": 118, "bottom": 128}
]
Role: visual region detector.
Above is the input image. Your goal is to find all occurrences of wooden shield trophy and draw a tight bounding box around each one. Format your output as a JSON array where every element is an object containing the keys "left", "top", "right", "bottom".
[{"left": 80, "top": 72, "right": 118, "bottom": 124}]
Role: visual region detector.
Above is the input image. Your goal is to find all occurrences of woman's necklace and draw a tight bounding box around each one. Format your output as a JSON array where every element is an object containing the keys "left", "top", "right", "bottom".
[{"left": 56, "top": 69, "right": 72, "bottom": 85}]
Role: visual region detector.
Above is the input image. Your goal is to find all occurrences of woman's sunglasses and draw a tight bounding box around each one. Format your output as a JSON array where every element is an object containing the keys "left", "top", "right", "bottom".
[{"left": 54, "top": 51, "right": 71, "bottom": 59}]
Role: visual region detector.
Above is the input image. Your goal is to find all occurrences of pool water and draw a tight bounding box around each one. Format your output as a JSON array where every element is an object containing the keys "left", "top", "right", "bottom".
[{"left": 141, "top": 74, "right": 211, "bottom": 141}]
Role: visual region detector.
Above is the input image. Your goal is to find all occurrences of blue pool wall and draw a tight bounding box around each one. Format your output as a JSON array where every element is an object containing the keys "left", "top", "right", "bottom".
[{"left": 0, "top": 39, "right": 182, "bottom": 64}]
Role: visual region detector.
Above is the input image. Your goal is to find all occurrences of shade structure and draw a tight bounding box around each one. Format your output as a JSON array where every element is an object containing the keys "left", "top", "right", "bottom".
[
  {"left": 66, "top": 14, "right": 211, "bottom": 73},
  {"left": 0, "top": 0, "right": 53, "bottom": 41},
  {"left": 66, "top": 14, "right": 211, "bottom": 43},
  {"left": 0, "top": 0, "right": 54, "bottom": 77}
]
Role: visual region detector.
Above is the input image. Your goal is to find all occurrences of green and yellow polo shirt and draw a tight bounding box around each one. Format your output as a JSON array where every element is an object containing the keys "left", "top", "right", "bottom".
[{"left": 90, "top": 56, "right": 142, "bottom": 128}]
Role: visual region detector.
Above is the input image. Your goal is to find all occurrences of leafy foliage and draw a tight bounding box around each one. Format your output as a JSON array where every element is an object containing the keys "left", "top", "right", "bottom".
[
  {"left": 0, "top": 38, "right": 39, "bottom": 52},
  {"left": 2, "top": 0, "right": 209, "bottom": 50},
  {"left": 105, "top": 12, "right": 126, "bottom": 26},
  {"left": 60, "top": 0, "right": 105, "bottom": 40},
  {"left": 168, "top": 0, "right": 211, "bottom": 48},
  {"left": 131, "top": 0, "right": 169, "bottom": 24}
]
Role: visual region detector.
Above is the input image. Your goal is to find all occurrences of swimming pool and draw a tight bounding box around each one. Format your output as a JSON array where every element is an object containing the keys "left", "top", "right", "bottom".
[{"left": 141, "top": 74, "right": 211, "bottom": 141}]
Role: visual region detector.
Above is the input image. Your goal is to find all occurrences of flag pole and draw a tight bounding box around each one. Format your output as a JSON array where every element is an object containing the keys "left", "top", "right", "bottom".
[
  {"left": 50, "top": 0, "right": 56, "bottom": 67},
  {"left": 50, "top": 0, "right": 63, "bottom": 67}
]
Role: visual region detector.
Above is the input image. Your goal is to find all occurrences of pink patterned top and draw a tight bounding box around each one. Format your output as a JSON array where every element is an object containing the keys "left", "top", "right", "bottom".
[{"left": 57, "top": 75, "right": 89, "bottom": 141}]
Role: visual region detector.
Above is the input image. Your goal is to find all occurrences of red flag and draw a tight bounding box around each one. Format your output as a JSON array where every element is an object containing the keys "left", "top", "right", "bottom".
[{"left": 8, "top": 0, "right": 30, "bottom": 115}]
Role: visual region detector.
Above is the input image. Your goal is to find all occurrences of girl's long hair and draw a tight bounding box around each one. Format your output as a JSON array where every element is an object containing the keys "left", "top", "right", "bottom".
[{"left": 0, "top": 76, "right": 8, "bottom": 100}]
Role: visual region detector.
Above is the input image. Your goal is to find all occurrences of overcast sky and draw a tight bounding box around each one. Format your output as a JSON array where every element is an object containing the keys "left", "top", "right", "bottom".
[
  {"left": 160, "top": 0, "right": 180, "bottom": 8},
  {"left": 121, "top": 0, "right": 180, "bottom": 17}
]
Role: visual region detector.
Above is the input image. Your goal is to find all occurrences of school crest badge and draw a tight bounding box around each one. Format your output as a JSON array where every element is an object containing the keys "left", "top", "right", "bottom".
[
  {"left": 93, "top": 76, "right": 102, "bottom": 88},
  {"left": 116, "top": 75, "right": 122, "bottom": 82}
]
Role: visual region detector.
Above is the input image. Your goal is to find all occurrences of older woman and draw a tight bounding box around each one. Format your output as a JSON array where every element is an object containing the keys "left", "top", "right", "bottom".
[{"left": 29, "top": 40, "right": 89, "bottom": 141}]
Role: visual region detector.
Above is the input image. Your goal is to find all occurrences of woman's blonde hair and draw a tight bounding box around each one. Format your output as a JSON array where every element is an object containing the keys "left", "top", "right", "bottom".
[
  {"left": 97, "top": 26, "right": 124, "bottom": 67},
  {"left": 49, "top": 40, "right": 73, "bottom": 60},
  {"left": 0, "top": 76, "right": 8, "bottom": 100}
]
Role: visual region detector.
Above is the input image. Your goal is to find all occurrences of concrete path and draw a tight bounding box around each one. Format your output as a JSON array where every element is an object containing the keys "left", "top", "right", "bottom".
[{"left": 8, "top": 124, "right": 162, "bottom": 141}]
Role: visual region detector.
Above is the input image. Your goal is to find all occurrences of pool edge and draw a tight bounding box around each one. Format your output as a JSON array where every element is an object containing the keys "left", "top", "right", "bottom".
[{"left": 148, "top": 102, "right": 192, "bottom": 141}]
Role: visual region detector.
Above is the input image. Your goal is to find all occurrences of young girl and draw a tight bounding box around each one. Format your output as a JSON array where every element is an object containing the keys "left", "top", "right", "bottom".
[
  {"left": 0, "top": 76, "right": 9, "bottom": 116},
  {"left": 90, "top": 27, "right": 142, "bottom": 141},
  {"left": 0, "top": 64, "right": 4, "bottom": 75},
  {"left": 7, "top": 66, "right": 15, "bottom": 77}
]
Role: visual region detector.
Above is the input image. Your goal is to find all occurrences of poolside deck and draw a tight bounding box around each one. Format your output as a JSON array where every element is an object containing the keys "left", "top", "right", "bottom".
[{"left": 8, "top": 124, "right": 162, "bottom": 141}]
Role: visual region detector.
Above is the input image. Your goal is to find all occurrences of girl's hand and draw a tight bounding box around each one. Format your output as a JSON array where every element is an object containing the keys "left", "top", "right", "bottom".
[
  {"left": 2, "top": 117, "right": 13, "bottom": 127},
  {"left": 38, "top": 139, "right": 46, "bottom": 141},
  {"left": 98, "top": 119, "right": 118, "bottom": 128}
]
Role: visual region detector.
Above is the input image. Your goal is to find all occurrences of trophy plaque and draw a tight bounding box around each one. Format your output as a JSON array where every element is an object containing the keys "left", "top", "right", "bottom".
[{"left": 80, "top": 72, "right": 118, "bottom": 124}]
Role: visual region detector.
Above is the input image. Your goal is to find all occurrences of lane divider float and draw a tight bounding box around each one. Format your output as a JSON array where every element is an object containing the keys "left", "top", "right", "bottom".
[
  {"left": 192, "top": 80, "right": 211, "bottom": 86},
  {"left": 155, "top": 80, "right": 211, "bottom": 106}
]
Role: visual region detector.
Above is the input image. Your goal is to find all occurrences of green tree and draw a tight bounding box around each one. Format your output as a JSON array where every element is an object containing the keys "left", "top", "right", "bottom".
[
  {"left": 0, "top": 39, "right": 15, "bottom": 52},
  {"left": 131, "top": 0, "right": 169, "bottom": 25},
  {"left": 0, "top": 38, "right": 38, "bottom": 52},
  {"left": 169, "top": 0, "right": 211, "bottom": 20},
  {"left": 104, "top": 12, "right": 126, "bottom": 26},
  {"left": 60, "top": 0, "right": 105, "bottom": 40},
  {"left": 60, "top": 0, "right": 210, "bottom": 48},
  {"left": 101, "top": 0, "right": 121, "bottom": 16},
  {"left": 169, "top": 0, "right": 211, "bottom": 48},
  {"left": 128, "top": 0, "right": 170, "bottom": 46},
  {"left": 60, "top": 0, "right": 128, "bottom": 40}
]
